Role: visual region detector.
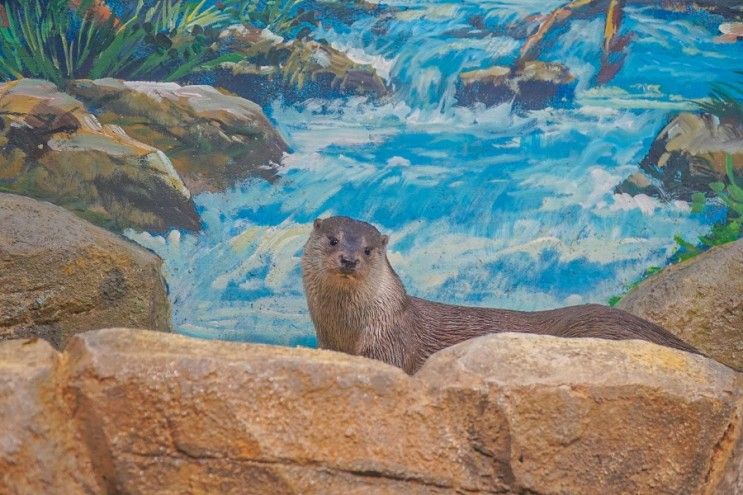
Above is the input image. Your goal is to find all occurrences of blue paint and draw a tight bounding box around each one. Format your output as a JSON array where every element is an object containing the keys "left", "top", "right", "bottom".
[{"left": 127, "top": 1, "right": 741, "bottom": 346}]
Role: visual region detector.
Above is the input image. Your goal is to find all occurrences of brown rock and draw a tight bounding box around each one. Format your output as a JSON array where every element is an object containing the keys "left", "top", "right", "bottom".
[
  {"left": 714, "top": 395, "right": 743, "bottom": 495},
  {"left": 618, "top": 238, "right": 743, "bottom": 371},
  {"left": 64, "top": 328, "right": 478, "bottom": 494},
  {"left": 61, "top": 328, "right": 741, "bottom": 494},
  {"left": 417, "top": 333, "right": 743, "bottom": 495},
  {"left": 0, "top": 338, "right": 101, "bottom": 495},
  {"left": 0, "top": 193, "right": 171, "bottom": 349},
  {"left": 67, "top": 78, "right": 289, "bottom": 193},
  {"left": 616, "top": 170, "right": 662, "bottom": 197},
  {"left": 616, "top": 112, "right": 743, "bottom": 201},
  {"left": 456, "top": 61, "right": 575, "bottom": 110},
  {"left": 0, "top": 78, "right": 200, "bottom": 232},
  {"left": 212, "top": 25, "right": 388, "bottom": 106}
]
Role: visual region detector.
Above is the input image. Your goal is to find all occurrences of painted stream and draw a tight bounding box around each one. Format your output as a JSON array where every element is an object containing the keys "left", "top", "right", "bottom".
[{"left": 127, "top": 0, "right": 740, "bottom": 346}]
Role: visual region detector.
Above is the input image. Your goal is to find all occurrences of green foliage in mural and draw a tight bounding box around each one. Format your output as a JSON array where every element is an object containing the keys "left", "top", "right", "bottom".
[
  {"left": 675, "top": 155, "right": 743, "bottom": 261},
  {"left": 0, "top": 0, "right": 99, "bottom": 84},
  {"left": 695, "top": 71, "right": 743, "bottom": 125},
  {"left": 223, "top": 0, "right": 317, "bottom": 38},
  {"left": 609, "top": 155, "right": 742, "bottom": 305},
  {"left": 91, "top": 0, "right": 230, "bottom": 81},
  {"left": 0, "top": 0, "right": 230, "bottom": 84}
]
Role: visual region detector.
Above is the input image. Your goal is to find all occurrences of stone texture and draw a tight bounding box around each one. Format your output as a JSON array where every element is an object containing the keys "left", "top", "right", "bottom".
[
  {"left": 417, "top": 333, "right": 743, "bottom": 495},
  {"left": 618, "top": 238, "right": 743, "bottom": 372},
  {"left": 59, "top": 328, "right": 741, "bottom": 495},
  {"left": 206, "top": 25, "right": 388, "bottom": 106},
  {"left": 616, "top": 112, "right": 743, "bottom": 201},
  {"left": 0, "top": 78, "right": 200, "bottom": 232},
  {"left": 67, "top": 78, "right": 289, "bottom": 193},
  {"left": 0, "top": 338, "right": 101, "bottom": 495},
  {"left": 2, "top": 327, "right": 740, "bottom": 494},
  {"left": 0, "top": 193, "right": 171, "bottom": 349},
  {"left": 64, "top": 328, "right": 473, "bottom": 494},
  {"left": 715, "top": 416, "right": 743, "bottom": 495},
  {"left": 456, "top": 61, "right": 576, "bottom": 110}
]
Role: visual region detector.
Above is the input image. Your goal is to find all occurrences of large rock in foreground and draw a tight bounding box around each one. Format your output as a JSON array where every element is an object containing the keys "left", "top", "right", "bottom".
[
  {"left": 0, "top": 79, "right": 200, "bottom": 231},
  {"left": 419, "top": 334, "right": 742, "bottom": 495},
  {"left": 456, "top": 61, "right": 576, "bottom": 110},
  {"left": 0, "top": 194, "right": 171, "bottom": 349},
  {"left": 615, "top": 112, "right": 743, "bottom": 201},
  {"left": 67, "top": 79, "right": 289, "bottom": 193},
  {"left": 2, "top": 328, "right": 738, "bottom": 494},
  {"left": 0, "top": 339, "right": 102, "bottom": 495},
  {"left": 619, "top": 238, "right": 743, "bottom": 371}
]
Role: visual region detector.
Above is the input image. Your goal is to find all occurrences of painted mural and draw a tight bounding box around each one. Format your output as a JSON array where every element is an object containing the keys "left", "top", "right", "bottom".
[{"left": 0, "top": 0, "right": 741, "bottom": 349}]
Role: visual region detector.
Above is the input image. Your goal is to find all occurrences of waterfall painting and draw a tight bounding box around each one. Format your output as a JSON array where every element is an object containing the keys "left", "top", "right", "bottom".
[{"left": 1, "top": 0, "right": 741, "bottom": 348}]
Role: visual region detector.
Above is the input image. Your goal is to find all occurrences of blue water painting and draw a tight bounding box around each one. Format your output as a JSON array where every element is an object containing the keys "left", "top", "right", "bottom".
[{"left": 123, "top": 0, "right": 741, "bottom": 347}]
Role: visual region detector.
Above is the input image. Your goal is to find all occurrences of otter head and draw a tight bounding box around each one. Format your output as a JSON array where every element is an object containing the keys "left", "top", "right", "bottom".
[{"left": 304, "top": 216, "right": 389, "bottom": 288}]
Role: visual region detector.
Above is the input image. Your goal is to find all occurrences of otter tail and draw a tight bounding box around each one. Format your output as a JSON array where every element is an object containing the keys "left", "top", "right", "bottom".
[{"left": 541, "top": 304, "right": 704, "bottom": 357}]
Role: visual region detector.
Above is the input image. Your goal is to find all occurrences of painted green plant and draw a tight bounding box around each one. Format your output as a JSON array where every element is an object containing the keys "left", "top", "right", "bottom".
[
  {"left": 609, "top": 155, "right": 742, "bottom": 306},
  {"left": 223, "top": 0, "right": 316, "bottom": 37},
  {"left": 695, "top": 70, "right": 743, "bottom": 126},
  {"left": 676, "top": 155, "right": 743, "bottom": 261},
  {"left": 92, "top": 0, "right": 231, "bottom": 81},
  {"left": 0, "top": 0, "right": 104, "bottom": 84},
  {"left": 0, "top": 0, "right": 230, "bottom": 84}
]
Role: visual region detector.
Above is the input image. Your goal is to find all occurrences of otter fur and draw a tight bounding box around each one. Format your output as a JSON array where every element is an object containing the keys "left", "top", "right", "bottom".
[{"left": 302, "top": 216, "right": 700, "bottom": 374}]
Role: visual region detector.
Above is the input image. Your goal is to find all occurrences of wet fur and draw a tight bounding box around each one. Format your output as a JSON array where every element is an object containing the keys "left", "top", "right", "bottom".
[{"left": 302, "top": 217, "right": 701, "bottom": 375}]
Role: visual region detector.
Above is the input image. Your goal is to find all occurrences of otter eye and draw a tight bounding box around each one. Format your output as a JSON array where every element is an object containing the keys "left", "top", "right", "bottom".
[
  {"left": 328, "top": 237, "right": 338, "bottom": 246},
  {"left": 364, "top": 247, "right": 372, "bottom": 256}
]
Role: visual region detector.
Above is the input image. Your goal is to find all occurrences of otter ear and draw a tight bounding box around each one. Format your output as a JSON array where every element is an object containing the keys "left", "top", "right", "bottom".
[
  {"left": 381, "top": 235, "right": 389, "bottom": 248},
  {"left": 313, "top": 218, "right": 323, "bottom": 230}
]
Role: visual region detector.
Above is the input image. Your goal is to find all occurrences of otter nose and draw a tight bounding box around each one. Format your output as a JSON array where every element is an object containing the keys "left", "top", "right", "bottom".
[{"left": 340, "top": 255, "right": 359, "bottom": 269}]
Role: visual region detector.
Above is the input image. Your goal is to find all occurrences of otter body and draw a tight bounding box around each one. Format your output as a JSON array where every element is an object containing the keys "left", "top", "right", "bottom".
[{"left": 302, "top": 216, "right": 700, "bottom": 374}]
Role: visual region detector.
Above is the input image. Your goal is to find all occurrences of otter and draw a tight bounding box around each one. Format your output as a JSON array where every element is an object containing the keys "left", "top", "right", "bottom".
[{"left": 302, "top": 216, "right": 700, "bottom": 374}]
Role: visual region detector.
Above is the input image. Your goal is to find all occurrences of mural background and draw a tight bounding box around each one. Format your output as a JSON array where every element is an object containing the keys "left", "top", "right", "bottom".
[{"left": 1, "top": 0, "right": 741, "bottom": 347}]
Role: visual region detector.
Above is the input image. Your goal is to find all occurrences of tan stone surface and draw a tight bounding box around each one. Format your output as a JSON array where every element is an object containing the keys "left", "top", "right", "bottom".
[
  {"left": 619, "top": 238, "right": 743, "bottom": 371},
  {"left": 0, "top": 338, "right": 101, "bottom": 495},
  {"left": 217, "top": 25, "right": 388, "bottom": 103},
  {"left": 2, "top": 327, "right": 740, "bottom": 494},
  {"left": 0, "top": 193, "right": 171, "bottom": 349},
  {"left": 457, "top": 60, "right": 575, "bottom": 109},
  {"left": 419, "top": 333, "right": 743, "bottom": 495},
  {"left": 63, "top": 328, "right": 741, "bottom": 495},
  {"left": 714, "top": 387, "right": 743, "bottom": 495},
  {"left": 64, "top": 328, "right": 481, "bottom": 494}
]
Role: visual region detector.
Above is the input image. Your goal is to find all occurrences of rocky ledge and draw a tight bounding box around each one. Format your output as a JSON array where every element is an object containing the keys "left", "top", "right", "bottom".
[
  {"left": 0, "top": 193, "right": 171, "bottom": 349},
  {"left": 456, "top": 61, "right": 576, "bottom": 110},
  {"left": 1, "top": 328, "right": 741, "bottom": 494},
  {"left": 615, "top": 112, "right": 743, "bottom": 201}
]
